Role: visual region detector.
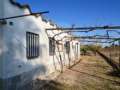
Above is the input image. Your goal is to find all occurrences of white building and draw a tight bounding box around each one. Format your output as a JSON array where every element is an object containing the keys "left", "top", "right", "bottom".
[{"left": 0, "top": 0, "right": 80, "bottom": 90}]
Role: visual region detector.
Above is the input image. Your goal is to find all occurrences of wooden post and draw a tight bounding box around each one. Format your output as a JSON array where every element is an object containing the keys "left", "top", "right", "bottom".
[
  {"left": 109, "top": 43, "right": 112, "bottom": 60},
  {"left": 113, "top": 42, "right": 115, "bottom": 61},
  {"left": 118, "top": 40, "right": 120, "bottom": 68}
]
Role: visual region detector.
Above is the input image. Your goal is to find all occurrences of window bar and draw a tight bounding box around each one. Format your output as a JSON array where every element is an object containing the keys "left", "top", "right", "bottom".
[
  {"left": 30, "top": 33, "right": 33, "bottom": 58},
  {"left": 37, "top": 35, "right": 40, "bottom": 56},
  {"left": 28, "top": 33, "right": 31, "bottom": 58},
  {"left": 34, "top": 35, "right": 36, "bottom": 57},
  {"left": 33, "top": 34, "right": 35, "bottom": 57},
  {"left": 26, "top": 33, "right": 29, "bottom": 58}
]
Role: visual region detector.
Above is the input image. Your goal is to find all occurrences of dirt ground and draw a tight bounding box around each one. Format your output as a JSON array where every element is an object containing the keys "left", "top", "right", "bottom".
[{"left": 27, "top": 55, "right": 120, "bottom": 90}]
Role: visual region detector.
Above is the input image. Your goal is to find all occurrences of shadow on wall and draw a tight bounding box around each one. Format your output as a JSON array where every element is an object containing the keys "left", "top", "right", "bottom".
[
  {"left": 0, "top": 66, "right": 47, "bottom": 90},
  {"left": 0, "top": 47, "right": 47, "bottom": 90},
  {"left": 0, "top": 34, "right": 48, "bottom": 90}
]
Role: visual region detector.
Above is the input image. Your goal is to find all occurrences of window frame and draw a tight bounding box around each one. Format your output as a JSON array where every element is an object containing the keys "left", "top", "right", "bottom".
[
  {"left": 26, "top": 32, "right": 39, "bottom": 59},
  {"left": 49, "top": 37, "right": 55, "bottom": 56}
]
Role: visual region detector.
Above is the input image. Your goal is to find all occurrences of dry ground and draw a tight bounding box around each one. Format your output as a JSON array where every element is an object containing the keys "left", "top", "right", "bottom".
[{"left": 25, "top": 55, "right": 120, "bottom": 90}]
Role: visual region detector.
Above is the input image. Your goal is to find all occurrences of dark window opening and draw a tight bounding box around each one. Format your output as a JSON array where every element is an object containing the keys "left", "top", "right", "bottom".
[
  {"left": 65, "top": 41, "right": 70, "bottom": 54},
  {"left": 49, "top": 37, "right": 55, "bottom": 55},
  {"left": 26, "top": 32, "right": 39, "bottom": 59}
]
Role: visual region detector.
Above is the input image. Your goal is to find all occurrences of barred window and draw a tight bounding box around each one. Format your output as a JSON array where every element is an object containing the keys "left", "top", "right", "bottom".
[
  {"left": 64, "top": 41, "right": 70, "bottom": 54},
  {"left": 49, "top": 37, "right": 55, "bottom": 55},
  {"left": 26, "top": 32, "right": 39, "bottom": 59}
]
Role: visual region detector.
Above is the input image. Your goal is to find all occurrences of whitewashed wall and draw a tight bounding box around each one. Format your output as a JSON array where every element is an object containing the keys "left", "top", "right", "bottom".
[
  {"left": 0, "top": 0, "right": 81, "bottom": 89},
  {"left": 0, "top": 27, "right": 4, "bottom": 78},
  {"left": 0, "top": 0, "right": 5, "bottom": 79},
  {"left": 0, "top": 0, "right": 50, "bottom": 79}
]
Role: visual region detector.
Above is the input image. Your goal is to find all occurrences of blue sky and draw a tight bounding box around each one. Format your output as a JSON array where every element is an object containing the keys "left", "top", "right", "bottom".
[
  {"left": 17, "top": 0, "right": 120, "bottom": 39},
  {"left": 17, "top": 0, "right": 120, "bottom": 27}
]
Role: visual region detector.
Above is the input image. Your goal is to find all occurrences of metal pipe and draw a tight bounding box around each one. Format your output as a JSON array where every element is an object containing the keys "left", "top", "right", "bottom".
[
  {"left": 0, "top": 11, "right": 49, "bottom": 20},
  {"left": 46, "top": 25, "right": 120, "bottom": 30},
  {"left": 106, "top": 30, "right": 120, "bottom": 35},
  {"left": 53, "top": 30, "right": 91, "bottom": 38},
  {"left": 72, "top": 37, "right": 120, "bottom": 40},
  {"left": 50, "top": 26, "right": 120, "bottom": 38},
  {"left": 79, "top": 40, "right": 111, "bottom": 43}
]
